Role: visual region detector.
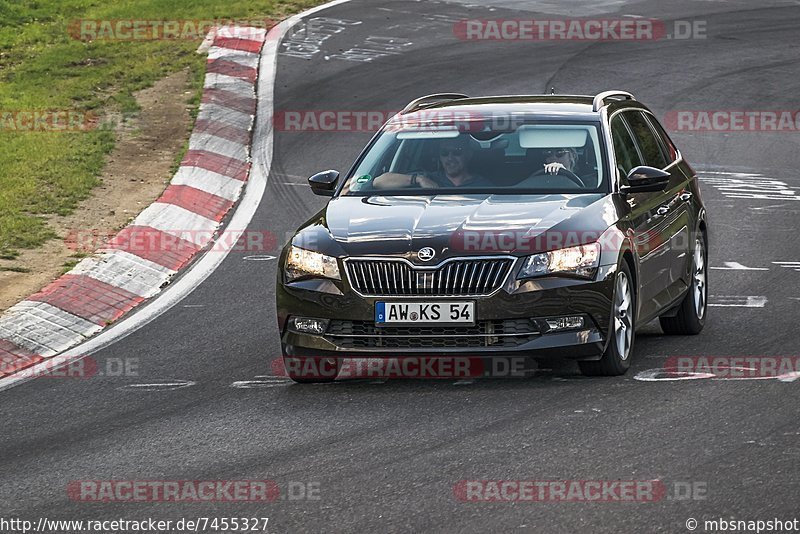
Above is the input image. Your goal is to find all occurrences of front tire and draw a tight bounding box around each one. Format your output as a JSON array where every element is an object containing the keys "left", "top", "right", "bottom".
[
  {"left": 659, "top": 233, "right": 707, "bottom": 335},
  {"left": 579, "top": 261, "right": 635, "bottom": 377}
]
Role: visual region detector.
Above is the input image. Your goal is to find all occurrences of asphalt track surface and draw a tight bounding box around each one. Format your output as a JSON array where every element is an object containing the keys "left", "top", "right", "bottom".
[{"left": 2, "top": 1, "right": 800, "bottom": 532}]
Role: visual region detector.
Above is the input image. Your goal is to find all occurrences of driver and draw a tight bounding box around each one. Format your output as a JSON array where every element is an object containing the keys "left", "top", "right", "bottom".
[
  {"left": 372, "top": 136, "right": 491, "bottom": 189},
  {"left": 542, "top": 147, "right": 578, "bottom": 175}
]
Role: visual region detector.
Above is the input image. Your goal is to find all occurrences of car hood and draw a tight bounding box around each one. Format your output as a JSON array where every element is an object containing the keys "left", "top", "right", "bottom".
[{"left": 300, "top": 193, "right": 616, "bottom": 261}]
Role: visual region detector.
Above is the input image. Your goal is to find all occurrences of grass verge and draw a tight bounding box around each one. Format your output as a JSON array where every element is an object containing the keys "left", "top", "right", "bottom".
[{"left": 0, "top": 0, "right": 320, "bottom": 259}]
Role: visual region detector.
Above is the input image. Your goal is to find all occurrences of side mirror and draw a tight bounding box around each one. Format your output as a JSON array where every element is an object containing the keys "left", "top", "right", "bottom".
[
  {"left": 308, "top": 170, "right": 339, "bottom": 197},
  {"left": 620, "top": 166, "right": 671, "bottom": 194}
]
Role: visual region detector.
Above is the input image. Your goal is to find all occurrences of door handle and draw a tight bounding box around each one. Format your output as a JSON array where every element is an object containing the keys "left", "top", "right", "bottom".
[
  {"left": 656, "top": 206, "right": 670, "bottom": 216},
  {"left": 679, "top": 192, "right": 692, "bottom": 202}
]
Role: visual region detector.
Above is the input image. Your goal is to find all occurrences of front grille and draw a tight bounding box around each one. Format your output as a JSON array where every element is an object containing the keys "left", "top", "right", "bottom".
[
  {"left": 345, "top": 257, "right": 513, "bottom": 296},
  {"left": 325, "top": 319, "right": 539, "bottom": 349}
]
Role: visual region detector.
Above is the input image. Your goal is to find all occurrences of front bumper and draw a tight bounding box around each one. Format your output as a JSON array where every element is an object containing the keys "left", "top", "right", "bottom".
[{"left": 277, "top": 264, "right": 617, "bottom": 361}]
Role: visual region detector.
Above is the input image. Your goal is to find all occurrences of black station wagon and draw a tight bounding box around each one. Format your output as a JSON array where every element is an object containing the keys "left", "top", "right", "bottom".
[{"left": 276, "top": 91, "right": 708, "bottom": 382}]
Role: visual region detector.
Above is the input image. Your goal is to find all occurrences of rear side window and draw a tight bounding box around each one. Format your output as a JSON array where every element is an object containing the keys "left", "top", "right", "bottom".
[
  {"left": 646, "top": 114, "right": 679, "bottom": 163},
  {"left": 624, "top": 111, "right": 668, "bottom": 169},
  {"left": 610, "top": 115, "right": 643, "bottom": 176}
]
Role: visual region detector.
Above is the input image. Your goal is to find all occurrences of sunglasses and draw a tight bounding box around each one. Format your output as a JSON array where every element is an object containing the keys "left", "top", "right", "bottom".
[
  {"left": 439, "top": 147, "right": 465, "bottom": 157},
  {"left": 543, "top": 149, "right": 572, "bottom": 158}
]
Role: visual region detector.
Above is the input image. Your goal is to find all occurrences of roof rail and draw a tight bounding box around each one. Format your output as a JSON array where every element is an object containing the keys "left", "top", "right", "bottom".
[
  {"left": 401, "top": 93, "right": 469, "bottom": 114},
  {"left": 592, "top": 90, "right": 635, "bottom": 112}
]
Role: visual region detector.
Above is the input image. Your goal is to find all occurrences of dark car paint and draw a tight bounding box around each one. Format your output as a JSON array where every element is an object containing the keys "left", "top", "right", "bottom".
[{"left": 276, "top": 96, "right": 708, "bottom": 361}]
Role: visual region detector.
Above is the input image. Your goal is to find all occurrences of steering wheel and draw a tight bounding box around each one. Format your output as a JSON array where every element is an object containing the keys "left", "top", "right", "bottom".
[{"left": 527, "top": 167, "right": 586, "bottom": 188}]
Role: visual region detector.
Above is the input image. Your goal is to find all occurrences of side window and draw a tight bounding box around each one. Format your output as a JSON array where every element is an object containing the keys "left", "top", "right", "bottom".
[
  {"left": 610, "top": 115, "right": 643, "bottom": 177},
  {"left": 646, "top": 114, "right": 679, "bottom": 163},
  {"left": 625, "top": 111, "right": 668, "bottom": 169},
  {"left": 389, "top": 139, "right": 427, "bottom": 174}
]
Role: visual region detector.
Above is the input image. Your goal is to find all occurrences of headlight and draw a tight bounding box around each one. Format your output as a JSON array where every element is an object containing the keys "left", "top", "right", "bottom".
[
  {"left": 285, "top": 246, "right": 340, "bottom": 282},
  {"left": 518, "top": 242, "right": 600, "bottom": 279}
]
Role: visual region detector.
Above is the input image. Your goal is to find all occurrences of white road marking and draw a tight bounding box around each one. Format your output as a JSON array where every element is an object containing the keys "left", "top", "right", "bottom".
[
  {"left": 118, "top": 380, "right": 196, "bottom": 391},
  {"left": 0, "top": 0, "right": 353, "bottom": 394},
  {"left": 698, "top": 171, "right": 800, "bottom": 201},
  {"left": 231, "top": 377, "right": 291, "bottom": 388},
  {"left": 773, "top": 261, "right": 800, "bottom": 272},
  {"left": 441, "top": 0, "right": 627, "bottom": 16},
  {"left": 274, "top": 173, "right": 309, "bottom": 182},
  {"left": 709, "top": 295, "right": 768, "bottom": 307},
  {"left": 635, "top": 368, "right": 800, "bottom": 383},
  {"left": 376, "top": 7, "right": 466, "bottom": 25},
  {"left": 329, "top": 36, "right": 414, "bottom": 62},
  {"left": 778, "top": 373, "right": 800, "bottom": 383},
  {"left": 634, "top": 369, "right": 721, "bottom": 381},
  {"left": 749, "top": 203, "right": 791, "bottom": 211},
  {"left": 281, "top": 16, "right": 362, "bottom": 60},
  {"left": 243, "top": 255, "right": 276, "bottom": 261},
  {"left": 453, "top": 379, "right": 474, "bottom": 385},
  {"left": 711, "top": 262, "right": 769, "bottom": 271}
]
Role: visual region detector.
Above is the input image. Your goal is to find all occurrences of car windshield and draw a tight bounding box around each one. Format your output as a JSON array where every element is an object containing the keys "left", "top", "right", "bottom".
[{"left": 340, "top": 119, "right": 607, "bottom": 195}]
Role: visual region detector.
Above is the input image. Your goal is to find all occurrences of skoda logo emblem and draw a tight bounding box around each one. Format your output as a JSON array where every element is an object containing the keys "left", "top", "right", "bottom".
[{"left": 417, "top": 247, "right": 436, "bottom": 262}]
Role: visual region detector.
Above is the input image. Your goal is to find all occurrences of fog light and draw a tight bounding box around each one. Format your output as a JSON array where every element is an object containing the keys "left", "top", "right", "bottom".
[
  {"left": 290, "top": 317, "right": 329, "bottom": 335},
  {"left": 545, "top": 316, "right": 584, "bottom": 331}
]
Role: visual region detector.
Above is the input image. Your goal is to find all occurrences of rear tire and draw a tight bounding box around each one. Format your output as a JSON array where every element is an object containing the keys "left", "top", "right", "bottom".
[
  {"left": 659, "top": 232, "right": 707, "bottom": 335},
  {"left": 579, "top": 261, "right": 635, "bottom": 377}
]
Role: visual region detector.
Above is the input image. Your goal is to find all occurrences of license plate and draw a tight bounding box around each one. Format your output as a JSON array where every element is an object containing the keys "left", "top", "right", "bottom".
[{"left": 375, "top": 301, "right": 475, "bottom": 325}]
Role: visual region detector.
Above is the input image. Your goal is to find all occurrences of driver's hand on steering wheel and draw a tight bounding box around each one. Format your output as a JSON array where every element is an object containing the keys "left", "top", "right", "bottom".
[{"left": 543, "top": 162, "right": 566, "bottom": 175}]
